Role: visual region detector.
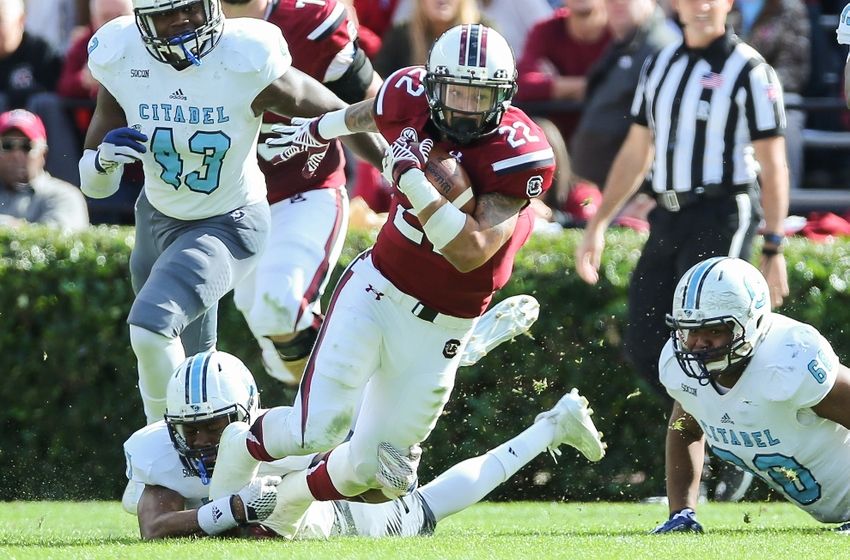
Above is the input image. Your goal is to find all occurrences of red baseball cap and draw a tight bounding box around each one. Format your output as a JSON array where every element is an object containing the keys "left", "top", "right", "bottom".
[{"left": 0, "top": 109, "right": 47, "bottom": 143}]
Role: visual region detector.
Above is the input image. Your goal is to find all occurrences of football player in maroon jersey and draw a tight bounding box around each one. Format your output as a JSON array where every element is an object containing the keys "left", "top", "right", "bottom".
[
  {"left": 220, "top": 0, "right": 384, "bottom": 385},
  {"left": 208, "top": 25, "right": 556, "bottom": 533}
]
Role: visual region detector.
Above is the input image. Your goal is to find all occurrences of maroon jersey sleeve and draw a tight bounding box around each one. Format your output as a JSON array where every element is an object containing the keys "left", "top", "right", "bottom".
[
  {"left": 373, "top": 66, "right": 433, "bottom": 143},
  {"left": 269, "top": 0, "right": 353, "bottom": 81},
  {"left": 260, "top": 0, "right": 356, "bottom": 203}
]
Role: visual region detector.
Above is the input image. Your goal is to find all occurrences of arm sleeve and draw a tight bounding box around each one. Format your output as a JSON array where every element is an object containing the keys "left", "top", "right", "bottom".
[{"left": 744, "top": 62, "right": 786, "bottom": 140}]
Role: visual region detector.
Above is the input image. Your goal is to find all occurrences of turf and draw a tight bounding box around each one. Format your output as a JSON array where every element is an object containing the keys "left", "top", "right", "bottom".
[{"left": 0, "top": 501, "right": 846, "bottom": 559}]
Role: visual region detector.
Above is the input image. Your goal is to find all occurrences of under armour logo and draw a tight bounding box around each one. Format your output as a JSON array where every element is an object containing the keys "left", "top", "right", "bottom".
[
  {"left": 443, "top": 339, "right": 461, "bottom": 358},
  {"left": 365, "top": 284, "right": 384, "bottom": 300}
]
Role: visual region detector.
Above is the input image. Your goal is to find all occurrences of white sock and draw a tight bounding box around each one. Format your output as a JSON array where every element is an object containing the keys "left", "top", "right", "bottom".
[
  {"left": 418, "top": 420, "right": 555, "bottom": 522},
  {"left": 129, "top": 325, "right": 186, "bottom": 424}
]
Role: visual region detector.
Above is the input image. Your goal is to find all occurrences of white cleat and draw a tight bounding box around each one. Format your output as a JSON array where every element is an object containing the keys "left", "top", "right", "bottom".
[
  {"left": 208, "top": 421, "right": 260, "bottom": 500},
  {"left": 376, "top": 442, "right": 422, "bottom": 500},
  {"left": 261, "top": 471, "right": 313, "bottom": 540},
  {"left": 535, "top": 388, "right": 606, "bottom": 462},
  {"left": 460, "top": 294, "right": 540, "bottom": 366}
]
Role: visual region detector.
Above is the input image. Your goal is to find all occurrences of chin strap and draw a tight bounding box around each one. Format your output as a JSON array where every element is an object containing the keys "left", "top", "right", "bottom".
[{"left": 169, "top": 32, "right": 201, "bottom": 66}]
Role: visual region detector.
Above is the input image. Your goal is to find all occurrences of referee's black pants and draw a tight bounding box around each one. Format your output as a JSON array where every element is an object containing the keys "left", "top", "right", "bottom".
[{"left": 623, "top": 190, "right": 761, "bottom": 398}]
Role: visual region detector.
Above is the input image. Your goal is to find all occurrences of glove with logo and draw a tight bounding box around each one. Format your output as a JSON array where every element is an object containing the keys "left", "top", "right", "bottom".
[
  {"left": 96, "top": 127, "right": 148, "bottom": 173},
  {"left": 381, "top": 136, "right": 433, "bottom": 186},
  {"left": 266, "top": 116, "right": 330, "bottom": 178},
  {"left": 650, "top": 508, "right": 704, "bottom": 534},
  {"left": 838, "top": 5, "right": 850, "bottom": 45},
  {"left": 235, "top": 475, "right": 282, "bottom": 523}
]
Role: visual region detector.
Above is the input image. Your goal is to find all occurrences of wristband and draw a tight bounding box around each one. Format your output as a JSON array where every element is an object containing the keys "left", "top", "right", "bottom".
[
  {"left": 762, "top": 245, "right": 782, "bottom": 256},
  {"left": 762, "top": 233, "right": 785, "bottom": 246},
  {"left": 398, "top": 168, "right": 441, "bottom": 216},
  {"left": 79, "top": 149, "right": 122, "bottom": 199},
  {"left": 423, "top": 202, "right": 466, "bottom": 251},
  {"left": 317, "top": 109, "right": 352, "bottom": 140},
  {"left": 197, "top": 495, "right": 238, "bottom": 535}
]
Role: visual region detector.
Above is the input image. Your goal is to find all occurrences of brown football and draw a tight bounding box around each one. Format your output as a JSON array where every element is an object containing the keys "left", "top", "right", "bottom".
[{"left": 419, "top": 143, "right": 476, "bottom": 214}]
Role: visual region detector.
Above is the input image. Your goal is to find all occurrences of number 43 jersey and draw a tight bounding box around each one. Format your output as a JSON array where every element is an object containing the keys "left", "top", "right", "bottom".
[
  {"left": 87, "top": 16, "right": 292, "bottom": 220},
  {"left": 660, "top": 314, "right": 850, "bottom": 523}
]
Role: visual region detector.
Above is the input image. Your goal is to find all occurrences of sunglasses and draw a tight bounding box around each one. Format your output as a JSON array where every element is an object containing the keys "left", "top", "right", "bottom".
[{"left": 0, "top": 139, "right": 39, "bottom": 153}]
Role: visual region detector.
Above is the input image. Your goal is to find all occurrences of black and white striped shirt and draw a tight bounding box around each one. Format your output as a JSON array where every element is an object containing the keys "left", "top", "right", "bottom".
[{"left": 631, "top": 30, "right": 786, "bottom": 195}]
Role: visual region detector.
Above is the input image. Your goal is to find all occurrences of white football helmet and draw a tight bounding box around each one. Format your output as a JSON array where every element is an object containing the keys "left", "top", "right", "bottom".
[
  {"left": 666, "top": 257, "right": 771, "bottom": 383},
  {"left": 132, "top": 0, "right": 223, "bottom": 66},
  {"left": 165, "top": 350, "right": 259, "bottom": 482},
  {"left": 425, "top": 24, "right": 517, "bottom": 144}
]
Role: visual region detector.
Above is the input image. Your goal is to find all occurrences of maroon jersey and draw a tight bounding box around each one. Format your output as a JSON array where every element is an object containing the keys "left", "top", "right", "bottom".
[
  {"left": 371, "top": 66, "right": 556, "bottom": 317},
  {"left": 259, "top": 0, "right": 354, "bottom": 204}
]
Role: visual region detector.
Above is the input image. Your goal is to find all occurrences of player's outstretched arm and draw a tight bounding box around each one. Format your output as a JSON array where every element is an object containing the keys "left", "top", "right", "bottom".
[
  {"left": 254, "top": 69, "right": 385, "bottom": 173},
  {"left": 663, "top": 401, "right": 705, "bottom": 517},
  {"left": 136, "top": 477, "right": 281, "bottom": 540}
]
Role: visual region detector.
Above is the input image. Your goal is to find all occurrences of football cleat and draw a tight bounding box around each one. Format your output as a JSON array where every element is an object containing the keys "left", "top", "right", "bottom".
[
  {"left": 376, "top": 442, "right": 422, "bottom": 500},
  {"left": 535, "top": 388, "right": 606, "bottom": 462},
  {"left": 208, "top": 422, "right": 261, "bottom": 500},
  {"left": 460, "top": 294, "right": 540, "bottom": 366},
  {"left": 260, "top": 471, "right": 313, "bottom": 540}
]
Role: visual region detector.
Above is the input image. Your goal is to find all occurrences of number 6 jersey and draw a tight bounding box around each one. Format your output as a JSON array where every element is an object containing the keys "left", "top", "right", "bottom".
[
  {"left": 660, "top": 314, "right": 850, "bottom": 523},
  {"left": 87, "top": 16, "right": 292, "bottom": 220},
  {"left": 371, "top": 66, "right": 556, "bottom": 318}
]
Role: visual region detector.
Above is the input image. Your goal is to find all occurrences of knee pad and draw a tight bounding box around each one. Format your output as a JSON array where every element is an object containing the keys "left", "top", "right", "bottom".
[{"left": 273, "top": 322, "right": 320, "bottom": 363}]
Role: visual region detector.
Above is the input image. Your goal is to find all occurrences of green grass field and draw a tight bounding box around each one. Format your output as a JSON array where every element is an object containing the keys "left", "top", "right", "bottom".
[{"left": 1, "top": 501, "right": 847, "bottom": 559}]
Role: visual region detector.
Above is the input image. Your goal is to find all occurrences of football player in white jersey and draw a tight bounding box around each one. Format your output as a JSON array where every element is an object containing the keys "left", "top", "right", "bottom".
[
  {"left": 125, "top": 348, "right": 606, "bottom": 539},
  {"left": 77, "top": 0, "right": 386, "bottom": 430},
  {"left": 837, "top": 4, "right": 850, "bottom": 108},
  {"left": 652, "top": 257, "right": 850, "bottom": 533}
]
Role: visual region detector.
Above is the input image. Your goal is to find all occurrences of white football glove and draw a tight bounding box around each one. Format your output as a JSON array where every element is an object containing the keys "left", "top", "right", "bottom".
[
  {"left": 838, "top": 4, "right": 850, "bottom": 45},
  {"left": 375, "top": 442, "right": 422, "bottom": 500},
  {"left": 96, "top": 127, "right": 148, "bottom": 173},
  {"left": 381, "top": 136, "right": 433, "bottom": 186},
  {"left": 266, "top": 116, "right": 330, "bottom": 177},
  {"left": 235, "top": 475, "right": 281, "bottom": 523}
]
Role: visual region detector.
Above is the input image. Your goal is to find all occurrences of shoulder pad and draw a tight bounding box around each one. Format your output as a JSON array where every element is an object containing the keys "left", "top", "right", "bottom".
[
  {"left": 218, "top": 18, "right": 291, "bottom": 74},
  {"left": 123, "top": 422, "right": 175, "bottom": 485},
  {"left": 87, "top": 16, "right": 135, "bottom": 69}
]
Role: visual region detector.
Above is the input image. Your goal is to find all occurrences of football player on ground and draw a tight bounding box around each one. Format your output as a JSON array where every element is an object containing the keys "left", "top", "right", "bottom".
[
  {"left": 221, "top": 0, "right": 384, "bottom": 386},
  {"left": 124, "top": 348, "right": 605, "bottom": 539},
  {"left": 206, "top": 24, "right": 557, "bottom": 537},
  {"left": 652, "top": 257, "right": 850, "bottom": 533},
  {"left": 78, "top": 0, "right": 386, "bottom": 428}
]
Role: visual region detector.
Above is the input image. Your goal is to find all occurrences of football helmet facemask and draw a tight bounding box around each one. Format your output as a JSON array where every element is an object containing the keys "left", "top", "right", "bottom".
[
  {"left": 425, "top": 24, "right": 517, "bottom": 144},
  {"left": 165, "top": 351, "right": 258, "bottom": 483},
  {"left": 666, "top": 257, "right": 771, "bottom": 384},
  {"left": 133, "top": 0, "right": 223, "bottom": 67}
]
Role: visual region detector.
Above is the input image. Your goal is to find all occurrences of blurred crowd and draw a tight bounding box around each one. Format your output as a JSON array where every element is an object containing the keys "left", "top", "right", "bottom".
[{"left": 1, "top": 0, "right": 848, "bottom": 230}]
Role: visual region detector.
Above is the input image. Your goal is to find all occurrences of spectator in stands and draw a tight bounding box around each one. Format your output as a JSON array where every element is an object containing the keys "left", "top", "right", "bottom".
[
  {"left": 478, "top": 0, "right": 554, "bottom": 58},
  {"left": 568, "top": 0, "right": 676, "bottom": 225},
  {"left": 515, "top": 0, "right": 611, "bottom": 218},
  {"left": 0, "top": 0, "right": 63, "bottom": 111},
  {"left": 373, "top": 0, "right": 486, "bottom": 77},
  {"left": 0, "top": 109, "right": 89, "bottom": 232},
  {"left": 728, "top": 0, "right": 810, "bottom": 190},
  {"left": 24, "top": 0, "right": 83, "bottom": 54}
]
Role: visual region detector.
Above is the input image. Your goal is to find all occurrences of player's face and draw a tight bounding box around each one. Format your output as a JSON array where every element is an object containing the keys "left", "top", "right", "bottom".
[
  {"left": 181, "top": 416, "right": 230, "bottom": 451},
  {"left": 683, "top": 323, "right": 734, "bottom": 361},
  {"left": 0, "top": 132, "right": 45, "bottom": 186},
  {"left": 441, "top": 83, "right": 496, "bottom": 124},
  {"left": 149, "top": 0, "right": 207, "bottom": 39}
]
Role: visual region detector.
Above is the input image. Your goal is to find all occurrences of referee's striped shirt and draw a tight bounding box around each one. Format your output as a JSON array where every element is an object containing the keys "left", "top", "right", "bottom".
[{"left": 631, "top": 30, "right": 786, "bottom": 195}]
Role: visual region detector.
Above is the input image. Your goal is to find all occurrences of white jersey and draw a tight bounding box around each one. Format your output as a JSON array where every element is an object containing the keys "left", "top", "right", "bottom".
[
  {"left": 660, "top": 314, "right": 850, "bottom": 523},
  {"left": 88, "top": 16, "right": 292, "bottom": 220},
  {"left": 123, "top": 422, "right": 435, "bottom": 538}
]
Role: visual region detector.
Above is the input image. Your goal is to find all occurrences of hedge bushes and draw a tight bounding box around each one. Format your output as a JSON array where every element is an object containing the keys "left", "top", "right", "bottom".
[{"left": 2, "top": 225, "right": 848, "bottom": 501}]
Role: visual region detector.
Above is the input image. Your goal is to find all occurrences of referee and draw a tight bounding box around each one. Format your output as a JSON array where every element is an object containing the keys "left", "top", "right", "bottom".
[{"left": 575, "top": 0, "right": 790, "bottom": 397}]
